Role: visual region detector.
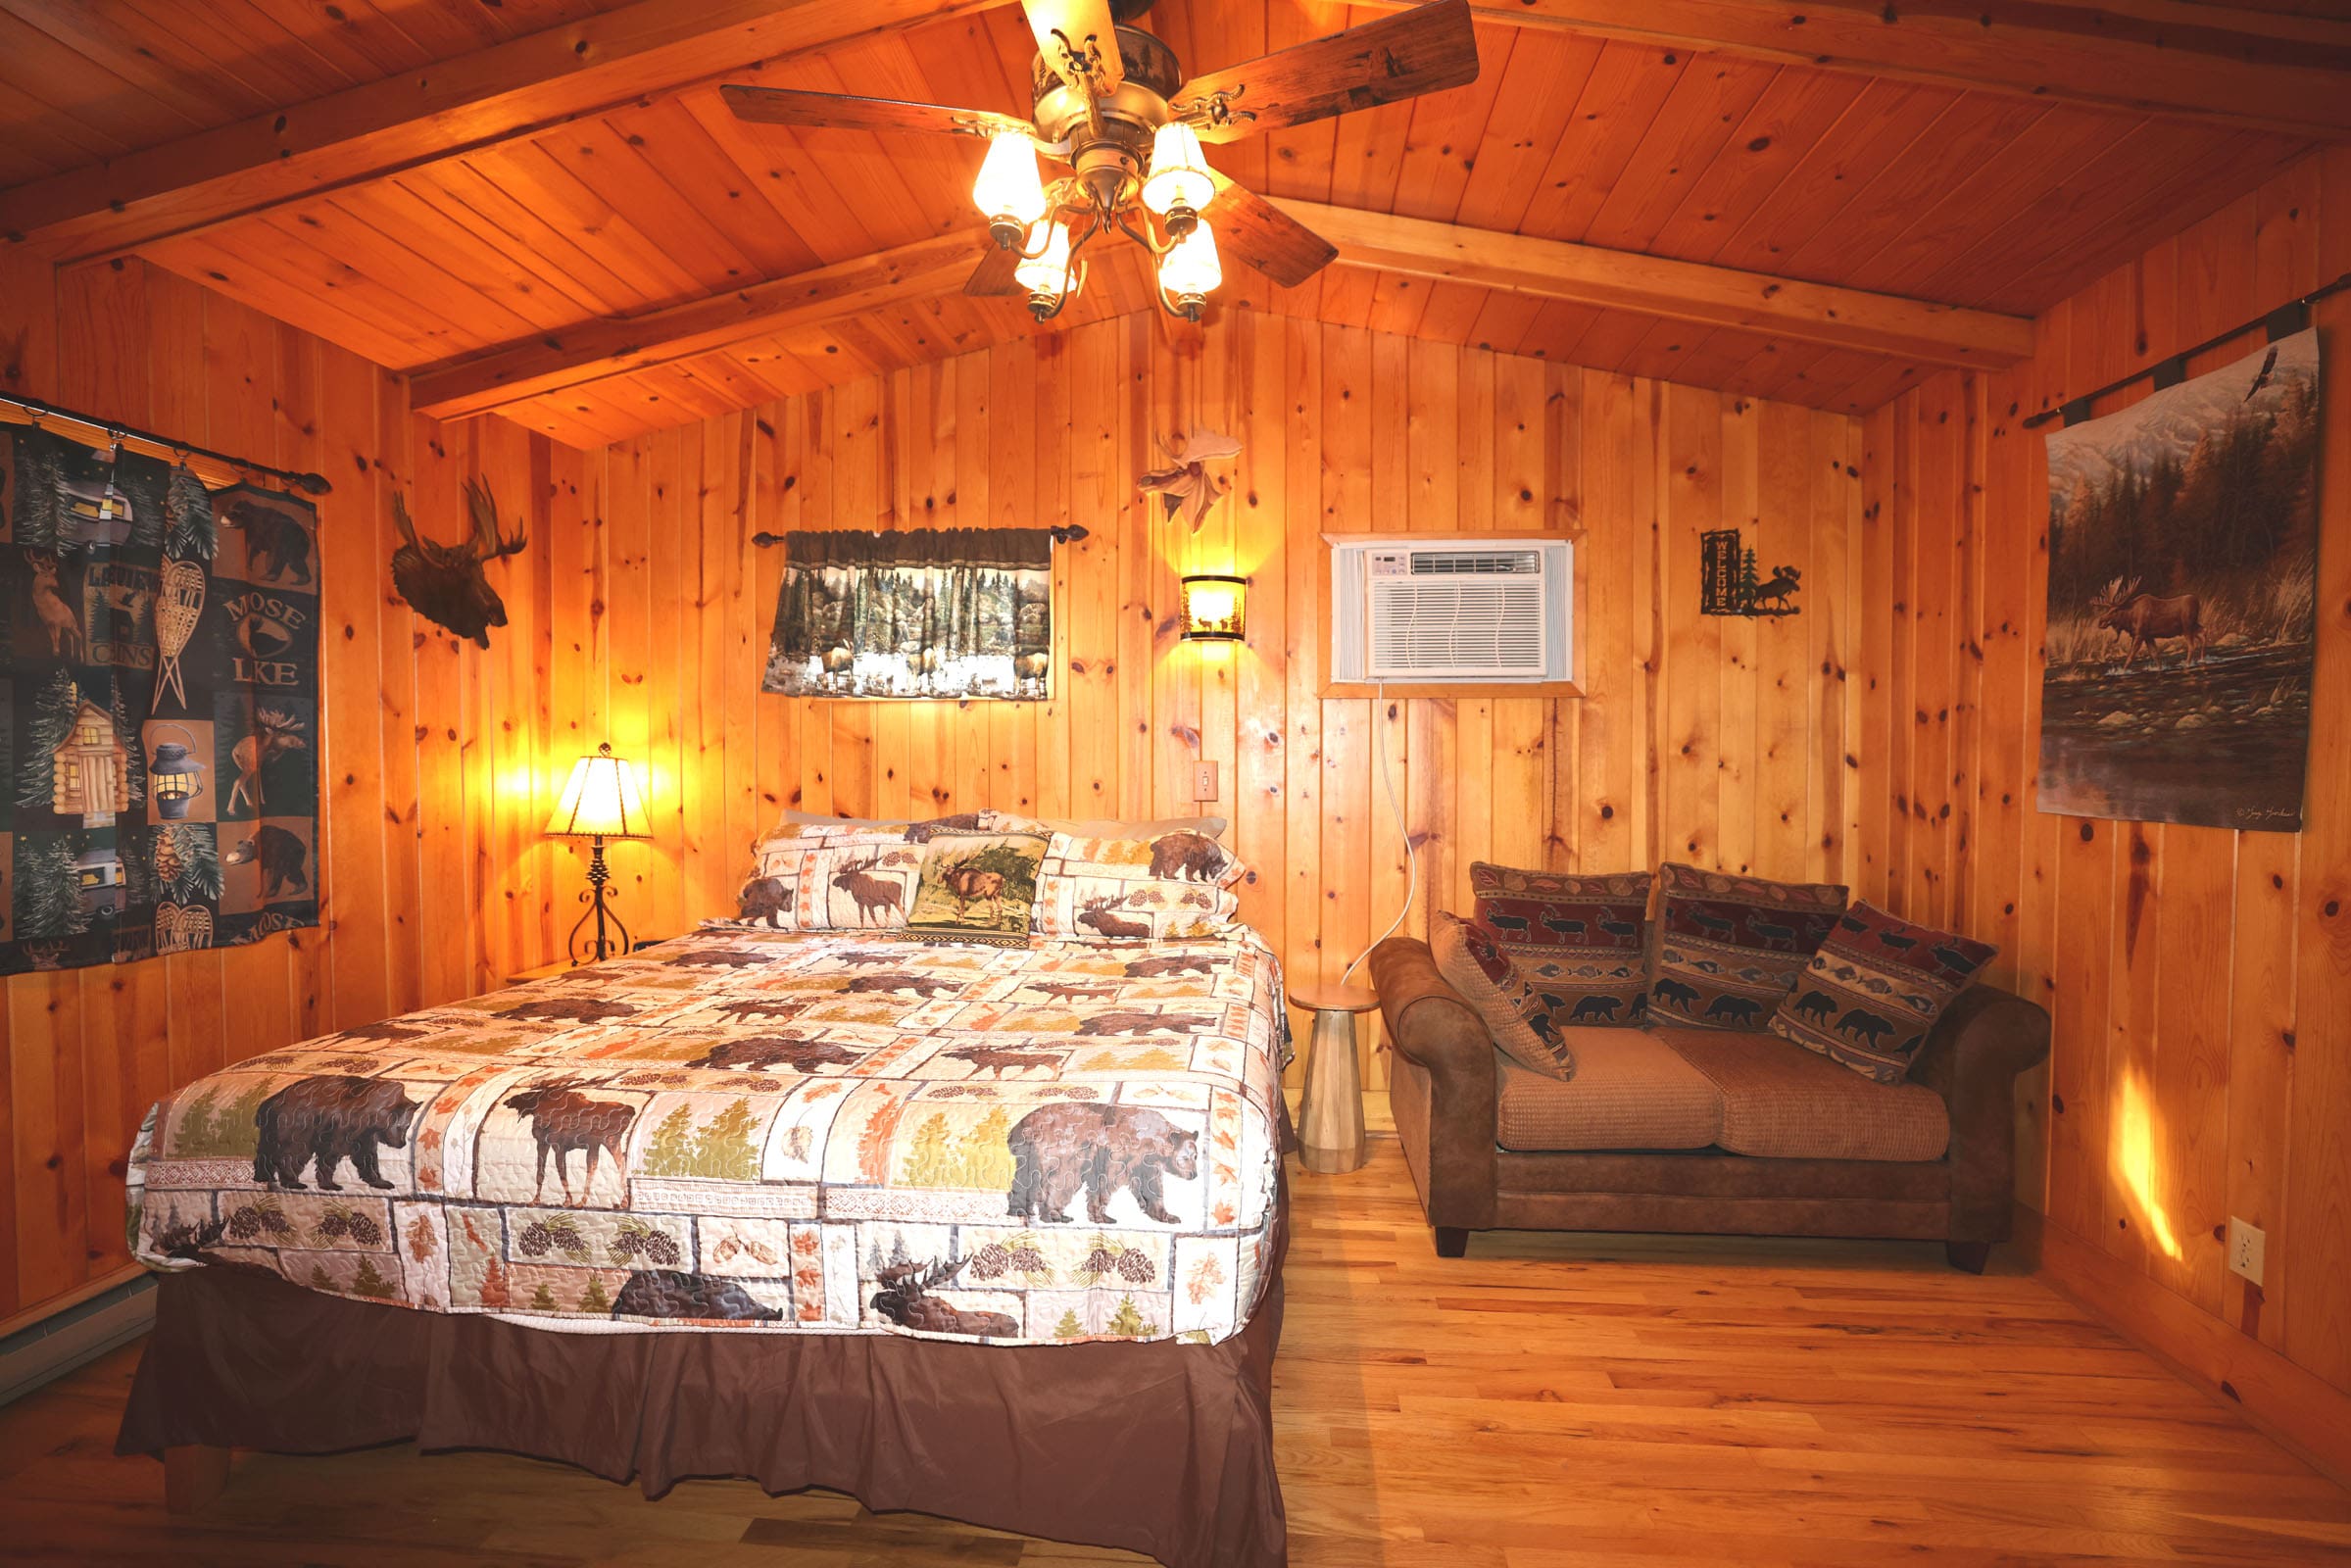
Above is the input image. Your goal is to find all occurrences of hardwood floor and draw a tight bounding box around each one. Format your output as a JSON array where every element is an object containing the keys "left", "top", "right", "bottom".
[{"left": 4, "top": 1132, "right": 2348, "bottom": 1566}]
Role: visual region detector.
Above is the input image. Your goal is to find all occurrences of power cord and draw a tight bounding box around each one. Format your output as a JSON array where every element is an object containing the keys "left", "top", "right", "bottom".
[{"left": 1341, "top": 682, "right": 1418, "bottom": 988}]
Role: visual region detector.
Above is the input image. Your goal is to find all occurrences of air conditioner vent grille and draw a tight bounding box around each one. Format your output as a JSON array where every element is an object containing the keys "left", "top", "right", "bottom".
[{"left": 1331, "top": 537, "right": 1574, "bottom": 685}]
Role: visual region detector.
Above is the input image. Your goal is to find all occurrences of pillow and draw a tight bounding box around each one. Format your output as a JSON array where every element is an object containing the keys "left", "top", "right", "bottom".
[
  {"left": 906, "top": 829, "right": 1050, "bottom": 939},
  {"left": 1645, "top": 862, "right": 1847, "bottom": 1031},
  {"left": 1030, "top": 828, "right": 1245, "bottom": 939},
  {"left": 1469, "top": 862, "right": 1650, "bottom": 1027},
  {"left": 1770, "top": 900, "right": 1997, "bottom": 1083},
  {"left": 1429, "top": 911, "right": 1575, "bottom": 1079},
  {"left": 731, "top": 814, "right": 992, "bottom": 931}
]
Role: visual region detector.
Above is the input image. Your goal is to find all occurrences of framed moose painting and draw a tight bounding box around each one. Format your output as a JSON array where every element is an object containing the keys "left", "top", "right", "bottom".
[{"left": 2035, "top": 328, "right": 2322, "bottom": 831}]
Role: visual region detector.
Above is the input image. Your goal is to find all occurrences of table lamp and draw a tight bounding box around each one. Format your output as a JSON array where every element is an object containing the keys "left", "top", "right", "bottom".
[{"left": 546, "top": 742, "right": 649, "bottom": 963}]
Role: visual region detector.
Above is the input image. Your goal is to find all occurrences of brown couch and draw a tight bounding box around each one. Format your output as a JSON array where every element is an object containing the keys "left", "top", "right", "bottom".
[{"left": 1368, "top": 937, "right": 2051, "bottom": 1271}]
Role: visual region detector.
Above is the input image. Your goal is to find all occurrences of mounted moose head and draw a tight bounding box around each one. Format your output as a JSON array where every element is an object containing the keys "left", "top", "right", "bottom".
[{"left": 390, "top": 477, "right": 527, "bottom": 649}]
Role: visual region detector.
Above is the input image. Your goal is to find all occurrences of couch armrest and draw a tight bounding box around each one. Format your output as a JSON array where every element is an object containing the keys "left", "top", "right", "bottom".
[
  {"left": 1368, "top": 937, "right": 1497, "bottom": 1229},
  {"left": 1910, "top": 985, "right": 2052, "bottom": 1244}
]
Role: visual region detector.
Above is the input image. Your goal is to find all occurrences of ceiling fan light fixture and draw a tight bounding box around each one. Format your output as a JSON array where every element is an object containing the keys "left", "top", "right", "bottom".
[
  {"left": 1015, "top": 219, "right": 1079, "bottom": 317},
  {"left": 973, "top": 132, "right": 1050, "bottom": 245},
  {"left": 1157, "top": 219, "right": 1221, "bottom": 319},
  {"left": 1142, "top": 122, "right": 1214, "bottom": 222}
]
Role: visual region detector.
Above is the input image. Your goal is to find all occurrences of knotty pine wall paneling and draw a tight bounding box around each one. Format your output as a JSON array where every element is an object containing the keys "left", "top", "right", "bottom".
[
  {"left": 0, "top": 257, "right": 570, "bottom": 1332},
  {"left": 576, "top": 310, "right": 1865, "bottom": 1100},
  {"left": 1858, "top": 146, "right": 2351, "bottom": 1458}
]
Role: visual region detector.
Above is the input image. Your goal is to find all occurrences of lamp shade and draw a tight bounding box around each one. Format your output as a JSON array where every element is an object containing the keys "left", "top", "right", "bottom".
[
  {"left": 972, "top": 132, "right": 1049, "bottom": 230},
  {"left": 546, "top": 743, "right": 650, "bottom": 839},
  {"left": 1142, "top": 122, "right": 1213, "bottom": 218},
  {"left": 1181, "top": 573, "right": 1247, "bottom": 642}
]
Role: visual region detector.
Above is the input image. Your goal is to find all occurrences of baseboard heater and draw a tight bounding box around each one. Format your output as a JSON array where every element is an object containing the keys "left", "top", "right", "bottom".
[{"left": 0, "top": 1271, "right": 155, "bottom": 1407}]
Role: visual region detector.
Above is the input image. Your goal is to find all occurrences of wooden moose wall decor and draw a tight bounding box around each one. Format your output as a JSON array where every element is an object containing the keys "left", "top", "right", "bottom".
[
  {"left": 1136, "top": 428, "right": 1243, "bottom": 533},
  {"left": 390, "top": 477, "right": 527, "bottom": 649}
]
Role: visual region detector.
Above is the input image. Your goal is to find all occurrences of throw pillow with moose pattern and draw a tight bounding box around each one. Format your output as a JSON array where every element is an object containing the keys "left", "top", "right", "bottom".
[{"left": 1644, "top": 862, "right": 1847, "bottom": 1032}]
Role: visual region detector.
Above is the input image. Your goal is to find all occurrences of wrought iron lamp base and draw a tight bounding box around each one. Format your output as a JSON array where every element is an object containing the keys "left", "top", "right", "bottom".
[{"left": 564, "top": 836, "right": 634, "bottom": 964}]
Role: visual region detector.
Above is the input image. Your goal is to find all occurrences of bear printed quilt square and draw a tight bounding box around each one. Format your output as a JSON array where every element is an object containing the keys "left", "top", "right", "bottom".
[
  {"left": 1645, "top": 862, "right": 1848, "bottom": 1031},
  {"left": 1030, "top": 830, "right": 1244, "bottom": 940},
  {"left": 1770, "top": 901, "right": 1997, "bottom": 1083},
  {"left": 126, "top": 924, "right": 1286, "bottom": 1348}
]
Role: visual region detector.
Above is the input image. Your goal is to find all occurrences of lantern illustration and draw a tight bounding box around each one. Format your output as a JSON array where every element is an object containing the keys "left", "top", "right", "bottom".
[{"left": 148, "top": 727, "right": 207, "bottom": 820}]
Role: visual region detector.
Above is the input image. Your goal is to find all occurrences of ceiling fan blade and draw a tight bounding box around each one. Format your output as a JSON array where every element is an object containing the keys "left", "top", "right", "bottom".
[
  {"left": 1173, "top": 0, "right": 1479, "bottom": 145},
  {"left": 1021, "top": 0, "right": 1124, "bottom": 95},
  {"left": 1206, "top": 172, "right": 1338, "bottom": 289},
  {"left": 965, "top": 244, "right": 1025, "bottom": 298},
  {"left": 720, "top": 84, "right": 1032, "bottom": 141}
]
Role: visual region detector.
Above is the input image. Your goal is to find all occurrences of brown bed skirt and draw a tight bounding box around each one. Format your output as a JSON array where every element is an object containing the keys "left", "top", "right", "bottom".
[{"left": 118, "top": 1191, "right": 1290, "bottom": 1568}]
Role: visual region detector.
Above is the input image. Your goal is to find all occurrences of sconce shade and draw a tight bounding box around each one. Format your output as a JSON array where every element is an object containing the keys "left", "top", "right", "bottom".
[
  {"left": 547, "top": 743, "right": 650, "bottom": 839},
  {"left": 1181, "top": 574, "right": 1247, "bottom": 642}
]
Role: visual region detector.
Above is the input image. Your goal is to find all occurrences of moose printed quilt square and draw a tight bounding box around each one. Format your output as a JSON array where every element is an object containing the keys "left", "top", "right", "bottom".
[
  {"left": 125, "top": 924, "right": 1286, "bottom": 1348},
  {"left": 1031, "top": 829, "right": 1244, "bottom": 940},
  {"left": 1771, "top": 901, "right": 1997, "bottom": 1083},
  {"left": 1469, "top": 862, "right": 1651, "bottom": 1026},
  {"left": 1645, "top": 862, "right": 1848, "bottom": 1032}
]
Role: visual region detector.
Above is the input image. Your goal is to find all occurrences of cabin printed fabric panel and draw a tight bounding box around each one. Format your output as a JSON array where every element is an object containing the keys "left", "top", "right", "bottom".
[
  {"left": 1770, "top": 901, "right": 1997, "bottom": 1083},
  {"left": 126, "top": 925, "right": 1286, "bottom": 1348},
  {"left": 1468, "top": 862, "right": 1651, "bottom": 1027},
  {"left": 1029, "top": 830, "right": 1244, "bottom": 940},
  {"left": 0, "top": 429, "right": 322, "bottom": 975},
  {"left": 1644, "top": 862, "right": 1848, "bottom": 1031}
]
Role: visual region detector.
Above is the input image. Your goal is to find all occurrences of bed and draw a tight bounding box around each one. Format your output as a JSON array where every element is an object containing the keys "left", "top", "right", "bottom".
[{"left": 116, "top": 919, "right": 1292, "bottom": 1568}]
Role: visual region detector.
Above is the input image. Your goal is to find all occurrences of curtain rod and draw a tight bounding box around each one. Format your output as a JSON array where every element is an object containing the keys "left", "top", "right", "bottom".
[
  {"left": 2022, "top": 271, "right": 2348, "bottom": 431},
  {"left": 0, "top": 390, "right": 334, "bottom": 496},
  {"left": 751, "top": 524, "right": 1089, "bottom": 548}
]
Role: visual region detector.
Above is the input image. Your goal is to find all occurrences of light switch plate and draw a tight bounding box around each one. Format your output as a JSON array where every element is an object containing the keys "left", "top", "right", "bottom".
[
  {"left": 1194, "top": 760, "right": 1219, "bottom": 802},
  {"left": 2227, "top": 1217, "right": 2265, "bottom": 1287}
]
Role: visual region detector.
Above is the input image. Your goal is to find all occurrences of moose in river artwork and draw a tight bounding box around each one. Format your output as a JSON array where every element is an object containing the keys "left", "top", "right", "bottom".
[{"left": 2036, "top": 328, "right": 2322, "bottom": 832}]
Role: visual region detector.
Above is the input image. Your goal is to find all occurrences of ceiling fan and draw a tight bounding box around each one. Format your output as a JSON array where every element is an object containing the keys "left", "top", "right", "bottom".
[{"left": 720, "top": 0, "right": 1479, "bottom": 322}]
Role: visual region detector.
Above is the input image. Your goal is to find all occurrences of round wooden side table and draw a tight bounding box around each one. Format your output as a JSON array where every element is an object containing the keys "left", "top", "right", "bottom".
[{"left": 1290, "top": 984, "right": 1379, "bottom": 1174}]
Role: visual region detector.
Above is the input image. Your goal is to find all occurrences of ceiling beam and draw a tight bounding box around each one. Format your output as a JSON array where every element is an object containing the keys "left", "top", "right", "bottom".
[
  {"left": 411, "top": 231, "right": 982, "bottom": 421},
  {"left": 1368, "top": 0, "right": 2351, "bottom": 140},
  {"left": 0, "top": 0, "right": 991, "bottom": 263},
  {"left": 1273, "top": 199, "right": 2035, "bottom": 368}
]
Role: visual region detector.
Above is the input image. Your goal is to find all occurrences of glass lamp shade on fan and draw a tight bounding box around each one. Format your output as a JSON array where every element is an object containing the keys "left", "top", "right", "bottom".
[{"left": 546, "top": 743, "right": 650, "bottom": 964}]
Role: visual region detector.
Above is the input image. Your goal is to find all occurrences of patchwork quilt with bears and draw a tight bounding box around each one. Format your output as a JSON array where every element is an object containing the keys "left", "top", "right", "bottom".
[{"left": 125, "top": 924, "right": 1289, "bottom": 1348}]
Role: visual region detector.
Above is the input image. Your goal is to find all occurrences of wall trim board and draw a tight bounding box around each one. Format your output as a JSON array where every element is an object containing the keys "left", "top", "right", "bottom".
[{"left": 2023, "top": 1205, "right": 2351, "bottom": 1490}]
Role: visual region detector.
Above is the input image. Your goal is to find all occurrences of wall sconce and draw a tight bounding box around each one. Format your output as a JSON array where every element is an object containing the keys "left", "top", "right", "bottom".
[{"left": 1181, "top": 574, "right": 1247, "bottom": 643}]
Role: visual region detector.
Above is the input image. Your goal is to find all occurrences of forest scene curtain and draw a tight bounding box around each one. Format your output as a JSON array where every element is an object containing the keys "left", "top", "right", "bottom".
[
  {"left": 0, "top": 425, "right": 320, "bottom": 973},
  {"left": 762, "top": 528, "right": 1053, "bottom": 700}
]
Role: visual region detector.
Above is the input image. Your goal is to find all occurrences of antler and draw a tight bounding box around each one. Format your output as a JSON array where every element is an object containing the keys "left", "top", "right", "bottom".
[
  {"left": 390, "top": 491, "right": 423, "bottom": 552},
  {"left": 464, "top": 477, "right": 528, "bottom": 562}
]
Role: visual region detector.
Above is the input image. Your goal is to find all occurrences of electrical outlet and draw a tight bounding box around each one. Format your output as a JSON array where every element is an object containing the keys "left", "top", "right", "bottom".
[
  {"left": 2227, "top": 1217, "right": 2266, "bottom": 1287},
  {"left": 1193, "top": 760, "right": 1219, "bottom": 802}
]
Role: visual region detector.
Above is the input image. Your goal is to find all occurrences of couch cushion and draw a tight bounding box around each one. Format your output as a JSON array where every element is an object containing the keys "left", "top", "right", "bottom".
[
  {"left": 1470, "top": 862, "right": 1652, "bottom": 1026},
  {"left": 1658, "top": 1028, "right": 1949, "bottom": 1162},
  {"left": 1644, "top": 862, "right": 1847, "bottom": 1031},
  {"left": 1434, "top": 911, "right": 1578, "bottom": 1079},
  {"left": 1769, "top": 899, "right": 1999, "bottom": 1083},
  {"left": 1494, "top": 1029, "right": 1723, "bottom": 1152}
]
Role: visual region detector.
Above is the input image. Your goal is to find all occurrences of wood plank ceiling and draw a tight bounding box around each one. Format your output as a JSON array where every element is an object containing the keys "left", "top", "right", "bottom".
[{"left": 0, "top": 0, "right": 2325, "bottom": 449}]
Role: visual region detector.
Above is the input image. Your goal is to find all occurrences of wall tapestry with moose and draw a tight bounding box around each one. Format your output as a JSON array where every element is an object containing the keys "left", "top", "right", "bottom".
[
  {"left": 2036, "top": 328, "right": 2322, "bottom": 831},
  {"left": 762, "top": 528, "right": 1052, "bottom": 699},
  {"left": 0, "top": 425, "right": 319, "bottom": 972}
]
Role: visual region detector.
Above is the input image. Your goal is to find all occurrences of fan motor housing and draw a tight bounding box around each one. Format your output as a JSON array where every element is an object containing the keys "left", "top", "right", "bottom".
[{"left": 1030, "top": 24, "right": 1183, "bottom": 159}]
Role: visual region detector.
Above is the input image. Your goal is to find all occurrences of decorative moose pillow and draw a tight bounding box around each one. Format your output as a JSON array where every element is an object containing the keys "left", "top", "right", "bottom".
[
  {"left": 1469, "top": 862, "right": 1651, "bottom": 1027},
  {"left": 1770, "top": 901, "right": 1997, "bottom": 1083},
  {"left": 1430, "top": 911, "right": 1576, "bottom": 1080},
  {"left": 730, "top": 812, "right": 1008, "bottom": 933},
  {"left": 1644, "top": 862, "right": 1848, "bottom": 1032},
  {"left": 1029, "top": 828, "right": 1246, "bottom": 940}
]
